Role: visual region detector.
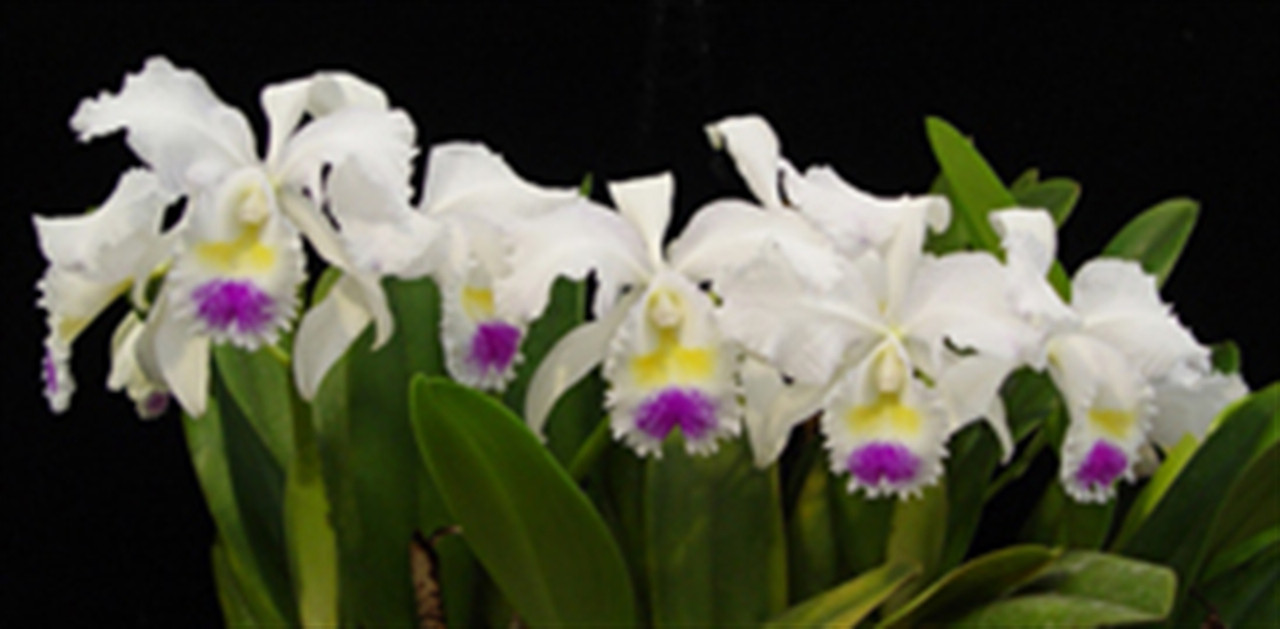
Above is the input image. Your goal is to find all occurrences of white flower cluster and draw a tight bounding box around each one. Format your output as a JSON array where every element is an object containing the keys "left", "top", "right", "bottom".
[{"left": 34, "top": 58, "right": 1245, "bottom": 503}]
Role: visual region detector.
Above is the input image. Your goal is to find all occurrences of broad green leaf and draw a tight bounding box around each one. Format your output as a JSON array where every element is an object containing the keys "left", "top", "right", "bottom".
[
  {"left": 591, "top": 441, "right": 651, "bottom": 626},
  {"left": 1197, "top": 441, "right": 1280, "bottom": 581},
  {"left": 786, "top": 457, "right": 841, "bottom": 601},
  {"left": 1210, "top": 340, "right": 1242, "bottom": 374},
  {"left": 924, "top": 116, "right": 1015, "bottom": 253},
  {"left": 311, "top": 277, "right": 470, "bottom": 628},
  {"left": 1201, "top": 526, "right": 1280, "bottom": 584},
  {"left": 949, "top": 551, "right": 1176, "bottom": 627},
  {"left": 212, "top": 345, "right": 294, "bottom": 470},
  {"left": 827, "top": 473, "right": 896, "bottom": 578},
  {"left": 502, "top": 279, "right": 599, "bottom": 466},
  {"left": 1009, "top": 168, "right": 1040, "bottom": 193},
  {"left": 1110, "top": 433, "right": 1198, "bottom": 551},
  {"left": 210, "top": 541, "right": 260, "bottom": 626},
  {"left": 877, "top": 545, "right": 1059, "bottom": 628},
  {"left": 941, "top": 424, "right": 1001, "bottom": 571},
  {"left": 1012, "top": 177, "right": 1081, "bottom": 227},
  {"left": 1122, "top": 385, "right": 1279, "bottom": 604},
  {"left": 1181, "top": 540, "right": 1280, "bottom": 627},
  {"left": 924, "top": 173, "right": 973, "bottom": 254},
  {"left": 883, "top": 481, "right": 948, "bottom": 611},
  {"left": 645, "top": 436, "right": 788, "bottom": 626},
  {"left": 410, "top": 376, "right": 635, "bottom": 628},
  {"left": 283, "top": 406, "right": 338, "bottom": 626},
  {"left": 1021, "top": 482, "right": 1116, "bottom": 550},
  {"left": 1101, "top": 197, "right": 1199, "bottom": 286},
  {"left": 185, "top": 370, "right": 292, "bottom": 625},
  {"left": 766, "top": 562, "right": 919, "bottom": 629}
]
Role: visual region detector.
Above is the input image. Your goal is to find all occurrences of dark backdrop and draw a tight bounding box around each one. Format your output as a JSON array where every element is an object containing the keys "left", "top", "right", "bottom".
[{"left": 3, "top": 3, "right": 1277, "bottom": 625}]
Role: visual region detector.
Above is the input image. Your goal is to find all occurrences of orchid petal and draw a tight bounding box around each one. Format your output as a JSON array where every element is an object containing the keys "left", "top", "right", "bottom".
[
  {"left": 1072, "top": 259, "right": 1208, "bottom": 379},
  {"left": 71, "top": 57, "right": 255, "bottom": 192},
  {"left": 107, "top": 312, "right": 170, "bottom": 419},
  {"left": 525, "top": 292, "right": 638, "bottom": 438},
  {"left": 327, "top": 158, "right": 442, "bottom": 277},
  {"left": 608, "top": 173, "right": 673, "bottom": 265},
  {"left": 292, "top": 273, "right": 391, "bottom": 399},
  {"left": 274, "top": 107, "right": 416, "bottom": 202},
  {"left": 1148, "top": 365, "right": 1248, "bottom": 449},
  {"left": 705, "top": 115, "right": 784, "bottom": 207},
  {"left": 989, "top": 208, "right": 1076, "bottom": 335},
  {"left": 143, "top": 294, "right": 212, "bottom": 417},
  {"left": 438, "top": 272, "right": 525, "bottom": 392},
  {"left": 936, "top": 354, "right": 1019, "bottom": 461},
  {"left": 262, "top": 71, "right": 389, "bottom": 165},
  {"left": 667, "top": 199, "right": 844, "bottom": 290},
  {"left": 741, "top": 358, "right": 826, "bottom": 467},
  {"left": 421, "top": 142, "right": 577, "bottom": 216}
]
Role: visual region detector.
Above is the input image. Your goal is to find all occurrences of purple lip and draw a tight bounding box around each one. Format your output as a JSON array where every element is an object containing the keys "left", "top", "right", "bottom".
[{"left": 634, "top": 388, "right": 718, "bottom": 440}]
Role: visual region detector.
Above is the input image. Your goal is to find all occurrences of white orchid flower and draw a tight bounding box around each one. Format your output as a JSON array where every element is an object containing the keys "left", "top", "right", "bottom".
[
  {"left": 717, "top": 201, "right": 1034, "bottom": 498},
  {"left": 33, "top": 168, "right": 175, "bottom": 413},
  {"left": 506, "top": 172, "right": 841, "bottom": 457},
  {"left": 55, "top": 56, "right": 416, "bottom": 416},
  {"left": 107, "top": 312, "right": 171, "bottom": 419},
  {"left": 293, "top": 142, "right": 580, "bottom": 397},
  {"left": 990, "top": 208, "right": 1245, "bottom": 502}
]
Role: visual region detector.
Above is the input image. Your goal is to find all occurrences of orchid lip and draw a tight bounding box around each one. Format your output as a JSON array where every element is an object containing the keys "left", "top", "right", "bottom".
[
  {"left": 634, "top": 387, "right": 718, "bottom": 440},
  {"left": 42, "top": 351, "right": 59, "bottom": 395},
  {"left": 469, "top": 321, "right": 522, "bottom": 373},
  {"left": 1075, "top": 440, "right": 1128, "bottom": 489},
  {"left": 192, "top": 279, "right": 275, "bottom": 335},
  {"left": 847, "top": 441, "right": 920, "bottom": 486}
]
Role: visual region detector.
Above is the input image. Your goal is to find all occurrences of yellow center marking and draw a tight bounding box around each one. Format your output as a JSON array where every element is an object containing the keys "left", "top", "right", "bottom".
[
  {"left": 1089, "top": 408, "right": 1137, "bottom": 439},
  {"left": 630, "top": 327, "right": 716, "bottom": 387},
  {"left": 461, "top": 286, "right": 495, "bottom": 320},
  {"left": 845, "top": 393, "right": 922, "bottom": 437},
  {"left": 194, "top": 223, "right": 276, "bottom": 274}
]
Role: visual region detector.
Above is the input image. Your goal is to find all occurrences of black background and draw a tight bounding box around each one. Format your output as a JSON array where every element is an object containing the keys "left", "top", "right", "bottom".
[{"left": 2, "top": 3, "right": 1277, "bottom": 626}]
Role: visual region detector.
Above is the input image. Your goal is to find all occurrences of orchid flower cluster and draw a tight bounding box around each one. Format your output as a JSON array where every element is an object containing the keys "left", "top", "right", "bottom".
[{"left": 36, "top": 58, "right": 1247, "bottom": 507}]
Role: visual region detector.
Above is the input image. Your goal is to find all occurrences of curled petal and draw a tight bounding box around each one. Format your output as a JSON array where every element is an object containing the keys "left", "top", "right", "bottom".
[
  {"left": 935, "top": 354, "right": 1019, "bottom": 461},
  {"left": 990, "top": 208, "right": 1058, "bottom": 276},
  {"left": 71, "top": 56, "right": 255, "bottom": 192},
  {"left": 421, "top": 142, "right": 578, "bottom": 217},
  {"left": 989, "top": 208, "right": 1076, "bottom": 338},
  {"left": 741, "top": 357, "right": 826, "bottom": 468},
  {"left": 1148, "top": 364, "right": 1248, "bottom": 449},
  {"left": 292, "top": 272, "right": 392, "bottom": 399},
  {"left": 140, "top": 293, "right": 212, "bottom": 417},
  {"left": 667, "top": 199, "right": 844, "bottom": 291},
  {"left": 107, "top": 312, "right": 171, "bottom": 419},
  {"left": 525, "top": 292, "right": 638, "bottom": 439},
  {"left": 262, "top": 70, "right": 390, "bottom": 165},
  {"left": 495, "top": 200, "right": 648, "bottom": 321},
  {"left": 608, "top": 173, "right": 673, "bottom": 266},
  {"left": 705, "top": 114, "right": 785, "bottom": 207},
  {"left": 327, "top": 158, "right": 443, "bottom": 277},
  {"left": 1072, "top": 259, "right": 1208, "bottom": 379},
  {"left": 273, "top": 107, "right": 417, "bottom": 202}
]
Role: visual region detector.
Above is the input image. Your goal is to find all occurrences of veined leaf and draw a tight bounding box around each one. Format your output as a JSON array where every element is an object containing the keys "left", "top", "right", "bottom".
[
  {"left": 766, "top": 562, "right": 919, "bottom": 628},
  {"left": 410, "top": 377, "right": 635, "bottom": 627},
  {"left": 1101, "top": 197, "right": 1199, "bottom": 286},
  {"left": 877, "top": 545, "right": 1059, "bottom": 628},
  {"left": 644, "top": 436, "right": 788, "bottom": 626}
]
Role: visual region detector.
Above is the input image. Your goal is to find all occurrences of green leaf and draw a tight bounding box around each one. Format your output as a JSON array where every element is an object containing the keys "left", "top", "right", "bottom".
[
  {"left": 1200, "top": 441, "right": 1280, "bottom": 578},
  {"left": 1210, "top": 340, "right": 1242, "bottom": 375},
  {"left": 949, "top": 551, "right": 1176, "bottom": 627},
  {"left": 877, "top": 545, "right": 1060, "bottom": 628},
  {"left": 1121, "top": 384, "right": 1279, "bottom": 603},
  {"left": 410, "top": 376, "right": 635, "bottom": 627},
  {"left": 1182, "top": 540, "right": 1280, "bottom": 627},
  {"left": 283, "top": 402, "right": 338, "bottom": 626},
  {"left": 210, "top": 541, "right": 261, "bottom": 626},
  {"left": 1101, "top": 197, "right": 1199, "bottom": 286},
  {"left": 185, "top": 369, "right": 293, "bottom": 625},
  {"left": 1012, "top": 177, "right": 1081, "bottom": 227},
  {"left": 212, "top": 345, "right": 294, "bottom": 470},
  {"left": 924, "top": 116, "right": 1015, "bottom": 253},
  {"left": 941, "top": 424, "right": 1002, "bottom": 571},
  {"left": 311, "top": 277, "right": 471, "bottom": 628},
  {"left": 883, "top": 481, "right": 948, "bottom": 611},
  {"left": 502, "top": 278, "right": 599, "bottom": 466},
  {"left": 786, "top": 457, "right": 841, "bottom": 601},
  {"left": 644, "top": 436, "right": 788, "bottom": 626},
  {"left": 1021, "top": 482, "right": 1116, "bottom": 550},
  {"left": 1201, "top": 526, "right": 1280, "bottom": 585},
  {"left": 827, "top": 473, "right": 896, "bottom": 577},
  {"left": 1111, "top": 433, "right": 1198, "bottom": 551},
  {"left": 1009, "top": 168, "right": 1040, "bottom": 193},
  {"left": 766, "top": 562, "right": 920, "bottom": 629}
]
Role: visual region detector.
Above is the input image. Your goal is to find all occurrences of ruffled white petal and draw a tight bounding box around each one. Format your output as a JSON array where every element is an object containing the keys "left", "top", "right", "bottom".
[
  {"left": 273, "top": 107, "right": 417, "bottom": 202},
  {"left": 70, "top": 57, "right": 255, "bottom": 192},
  {"left": 1072, "top": 259, "right": 1209, "bottom": 379},
  {"left": 666, "top": 199, "right": 844, "bottom": 291},
  {"left": 935, "top": 353, "right": 1019, "bottom": 461},
  {"left": 438, "top": 272, "right": 525, "bottom": 392},
  {"left": 292, "top": 273, "right": 385, "bottom": 399},
  {"left": 989, "top": 208, "right": 1077, "bottom": 341},
  {"left": 261, "top": 71, "right": 390, "bottom": 166},
  {"left": 421, "top": 142, "right": 578, "bottom": 217},
  {"left": 608, "top": 173, "right": 673, "bottom": 266},
  {"left": 705, "top": 115, "right": 784, "bottom": 207},
  {"left": 326, "top": 158, "right": 443, "bottom": 277},
  {"left": 740, "top": 357, "right": 827, "bottom": 467},
  {"left": 495, "top": 200, "right": 649, "bottom": 321},
  {"left": 716, "top": 244, "right": 884, "bottom": 386},
  {"left": 1148, "top": 365, "right": 1248, "bottom": 449},
  {"left": 525, "top": 292, "right": 639, "bottom": 438},
  {"left": 604, "top": 270, "right": 741, "bottom": 456}
]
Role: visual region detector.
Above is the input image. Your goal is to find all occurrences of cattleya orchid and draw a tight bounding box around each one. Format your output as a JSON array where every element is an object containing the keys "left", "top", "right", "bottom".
[
  {"left": 506, "top": 172, "right": 841, "bottom": 456},
  {"left": 34, "top": 56, "right": 416, "bottom": 417},
  {"left": 293, "top": 142, "right": 581, "bottom": 397},
  {"left": 709, "top": 114, "right": 1037, "bottom": 497},
  {"left": 990, "top": 209, "right": 1248, "bottom": 502}
]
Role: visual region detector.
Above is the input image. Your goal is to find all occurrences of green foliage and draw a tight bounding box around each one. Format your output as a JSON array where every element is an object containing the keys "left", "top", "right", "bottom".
[
  {"left": 409, "top": 376, "right": 636, "bottom": 628},
  {"left": 765, "top": 562, "right": 919, "bottom": 628},
  {"left": 644, "top": 436, "right": 788, "bottom": 626},
  {"left": 1013, "top": 177, "right": 1081, "bottom": 227},
  {"left": 1102, "top": 197, "right": 1199, "bottom": 286},
  {"left": 925, "top": 116, "right": 1013, "bottom": 254}
]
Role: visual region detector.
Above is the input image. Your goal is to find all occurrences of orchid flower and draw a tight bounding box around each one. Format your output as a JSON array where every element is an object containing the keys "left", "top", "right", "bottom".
[
  {"left": 38, "top": 56, "right": 416, "bottom": 417},
  {"left": 717, "top": 201, "right": 1033, "bottom": 497},
  {"left": 505, "top": 172, "right": 841, "bottom": 457},
  {"left": 293, "top": 142, "right": 580, "bottom": 397},
  {"left": 990, "top": 208, "right": 1247, "bottom": 502}
]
